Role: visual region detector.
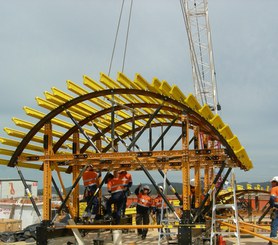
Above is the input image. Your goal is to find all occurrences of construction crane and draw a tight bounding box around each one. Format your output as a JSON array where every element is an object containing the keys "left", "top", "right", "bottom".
[{"left": 180, "top": 0, "right": 221, "bottom": 113}]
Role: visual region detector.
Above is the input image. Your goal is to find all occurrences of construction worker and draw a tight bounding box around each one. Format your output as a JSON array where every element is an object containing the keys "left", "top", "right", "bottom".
[
  {"left": 82, "top": 165, "right": 100, "bottom": 218},
  {"left": 119, "top": 170, "right": 133, "bottom": 217},
  {"left": 152, "top": 186, "right": 172, "bottom": 240},
  {"left": 106, "top": 170, "right": 125, "bottom": 224},
  {"left": 268, "top": 176, "right": 278, "bottom": 244},
  {"left": 135, "top": 184, "right": 152, "bottom": 240},
  {"left": 190, "top": 178, "right": 196, "bottom": 209}
]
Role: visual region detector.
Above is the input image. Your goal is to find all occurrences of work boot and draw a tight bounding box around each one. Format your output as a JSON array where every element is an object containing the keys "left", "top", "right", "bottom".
[{"left": 166, "top": 236, "right": 172, "bottom": 241}]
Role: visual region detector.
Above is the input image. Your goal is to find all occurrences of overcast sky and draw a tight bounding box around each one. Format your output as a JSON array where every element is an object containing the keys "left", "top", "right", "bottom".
[{"left": 0, "top": 0, "right": 277, "bottom": 188}]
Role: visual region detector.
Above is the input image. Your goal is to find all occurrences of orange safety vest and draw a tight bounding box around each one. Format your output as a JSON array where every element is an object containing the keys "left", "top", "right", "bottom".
[
  {"left": 82, "top": 170, "right": 99, "bottom": 187},
  {"left": 271, "top": 186, "right": 278, "bottom": 206},
  {"left": 153, "top": 195, "right": 167, "bottom": 209},
  {"left": 120, "top": 172, "right": 132, "bottom": 187},
  {"left": 137, "top": 193, "right": 152, "bottom": 208},
  {"left": 107, "top": 177, "right": 125, "bottom": 194}
]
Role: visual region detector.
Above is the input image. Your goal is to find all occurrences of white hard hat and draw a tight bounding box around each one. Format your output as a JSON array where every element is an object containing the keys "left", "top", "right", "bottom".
[
  {"left": 143, "top": 185, "right": 150, "bottom": 190},
  {"left": 271, "top": 176, "right": 278, "bottom": 182},
  {"left": 190, "top": 179, "right": 195, "bottom": 187},
  {"left": 158, "top": 185, "right": 164, "bottom": 191}
]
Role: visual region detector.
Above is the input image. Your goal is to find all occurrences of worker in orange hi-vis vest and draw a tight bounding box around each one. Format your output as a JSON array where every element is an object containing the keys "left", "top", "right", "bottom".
[
  {"left": 269, "top": 176, "right": 278, "bottom": 245},
  {"left": 135, "top": 184, "right": 153, "bottom": 240},
  {"left": 119, "top": 170, "right": 133, "bottom": 217},
  {"left": 152, "top": 186, "right": 172, "bottom": 241},
  {"left": 105, "top": 170, "right": 125, "bottom": 224},
  {"left": 82, "top": 165, "right": 101, "bottom": 218}
]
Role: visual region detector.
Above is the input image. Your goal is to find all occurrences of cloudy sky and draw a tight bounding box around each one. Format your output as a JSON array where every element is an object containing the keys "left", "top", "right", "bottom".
[{"left": 0, "top": 0, "right": 277, "bottom": 188}]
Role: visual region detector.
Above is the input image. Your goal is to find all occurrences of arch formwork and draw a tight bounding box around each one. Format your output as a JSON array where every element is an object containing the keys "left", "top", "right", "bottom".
[{"left": 0, "top": 72, "right": 252, "bottom": 243}]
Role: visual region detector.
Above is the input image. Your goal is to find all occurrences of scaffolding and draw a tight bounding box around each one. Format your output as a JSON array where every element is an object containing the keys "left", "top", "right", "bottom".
[{"left": 0, "top": 72, "right": 253, "bottom": 244}]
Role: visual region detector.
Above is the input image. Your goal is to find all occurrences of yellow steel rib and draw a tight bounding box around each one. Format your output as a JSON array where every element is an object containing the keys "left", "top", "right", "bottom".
[
  {"left": 116, "top": 72, "right": 170, "bottom": 123},
  {"left": 45, "top": 91, "right": 126, "bottom": 134},
  {"left": 44, "top": 91, "right": 93, "bottom": 118},
  {"left": 227, "top": 135, "right": 241, "bottom": 152},
  {"left": 102, "top": 72, "right": 169, "bottom": 124},
  {"left": 219, "top": 124, "right": 233, "bottom": 141},
  {"left": 83, "top": 75, "right": 103, "bottom": 91},
  {"left": 4, "top": 128, "right": 68, "bottom": 149},
  {"left": 152, "top": 78, "right": 163, "bottom": 93},
  {"left": 0, "top": 137, "right": 44, "bottom": 152},
  {"left": 44, "top": 91, "right": 116, "bottom": 131},
  {"left": 83, "top": 75, "right": 146, "bottom": 129},
  {"left": 83, "top": 75, "right": 139, "bottom": 127},
  {"left": 24, "top": 106, "right": 96, "bottom": 136},
  {"left": 66, "top": 81, "right": 111, "bottom": 109},
  {"left": 184, "top": 93, "right": 202, "bottom": 112},
  {"left": 169, "top": 85, "right": 187, "bottom": 102},
  {"left": 67, "top": 80, "right": 132, "bottom": 133},
  {"left": 0, "top": 159, "right": 67, "bottom": 172},
  {"left": 11, "top": 117, "right": 74, "bottom": 144},
  {"left": 36, "top": 97, "right": 91, "bottom": 125},
  {"left": 51, "top": 87, "right": 100, "bottom": 116},
  {"left": 117, "top": 72, "right": 159, "bottom": 105},
  {"left": 24, "top": 107, "right": 72, "bottom": 129},
  {"left": 159, "top": 80, "right": 172, "bottom": 97},
  {"left": 199, "top": 104, "right": 214, "bottom": 120},
  {"left": 209, "top": 114, "right": 225, "bottom": 130},
  {"left": 0, "top": 148, "right": 34, "bottom": 157},
  {"left": 134, "top": 74, "right": 159, "bottom": 93},
  {"left": 100, "top": 73, "right": 156, "bottom": 116}
]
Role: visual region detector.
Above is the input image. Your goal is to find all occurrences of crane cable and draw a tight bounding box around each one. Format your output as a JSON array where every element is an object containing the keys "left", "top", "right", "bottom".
[
  {"left": 108, "top": 0, "right": 125, "bottom": 76},
  {"left": 122, "top": 0, "right": 134, "bottom": 73},
  {"left": 108, "top": 0, "right": 134, "bottom": 76}
]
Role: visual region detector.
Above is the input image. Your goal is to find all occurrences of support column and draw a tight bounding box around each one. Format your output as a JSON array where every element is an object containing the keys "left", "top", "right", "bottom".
[
  {"left": 181, "top": 115, "right": 190, "bottom": 215},
  {"left": 96, "top": 136, "right": 102, "bottom": 215},
  {"left": 72, "top": 132, "right": 80, "bottom": 220},
  {"left": 43, "top": 122, "right": 53, "bottom": 222},
  {"left": 179, "top": 114, "right": 192, "bottom": 245},
  {"left": 193, "top": 127, "right": 201, "bottom": 208},
  {"left": 204, "top": 165, "right": 210, "bottom": 206}
]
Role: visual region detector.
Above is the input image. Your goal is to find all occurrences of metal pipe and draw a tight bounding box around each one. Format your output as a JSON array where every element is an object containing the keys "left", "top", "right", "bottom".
[
  {"left": 193, "top": 161, "right": 226, "bottom": 222},
  {"left": 258, "top": 201, "right": 271, "bottom": 224},
  {"left": 169, "top": 133, "right": 182, "bottom": 151},
  {"left": 65, "top": 109, "right": 100, "bottom": 153},
  {"left": 151, "top": 117, "right": 178, "bottom": 151},
  {"left": 149, "top": 122, "right": 152, "bottom": 151},
  {"left": 93, "top": 123, "right": 118, "bottom": 152},
  {"left": 111, "top": 94, "right": 115, "bottom": 151},
  {"left": 215, "top": 167, "right": 232, "bottom": 197},
  {"left": 16, "top": 165, "right": 42, "bottom": 221},
  {"left": 52, "top": 164, "right": 88, "bottom": 223},
  {"left": 66, "top": 224, "right": 163, "bottom": 229},
  {"left": 127, "top": 104, "right": 163, "bottom": 151},
  {"left": 52, "top": 177, "right": 64, "bottom": 202},
  {"left": 219, "top": 220, "right": 277, "bottom": 244},
  {"left": 158, "top": 168, "right": 183, "bottom": 204}
]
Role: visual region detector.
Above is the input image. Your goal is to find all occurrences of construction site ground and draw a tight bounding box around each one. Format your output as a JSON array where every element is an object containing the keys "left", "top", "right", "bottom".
[{"left": 1, "top": 229, "right": 273, "bottom": 245}]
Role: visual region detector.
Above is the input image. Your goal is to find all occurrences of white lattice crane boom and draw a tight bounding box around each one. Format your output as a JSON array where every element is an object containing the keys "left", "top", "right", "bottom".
[{"left": 180, "top": 0, "right": 220, "bottom": 113}]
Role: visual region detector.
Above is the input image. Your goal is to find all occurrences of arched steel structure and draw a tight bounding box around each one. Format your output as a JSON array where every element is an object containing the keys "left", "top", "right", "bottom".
[{"left": 0, "top": 72, "right": 252, "bottom": 229}]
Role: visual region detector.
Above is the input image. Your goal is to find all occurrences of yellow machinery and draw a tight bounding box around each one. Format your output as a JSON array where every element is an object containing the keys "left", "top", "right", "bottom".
[{"left": 0, "top": 72, "right": 252, "bottom": 244}]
